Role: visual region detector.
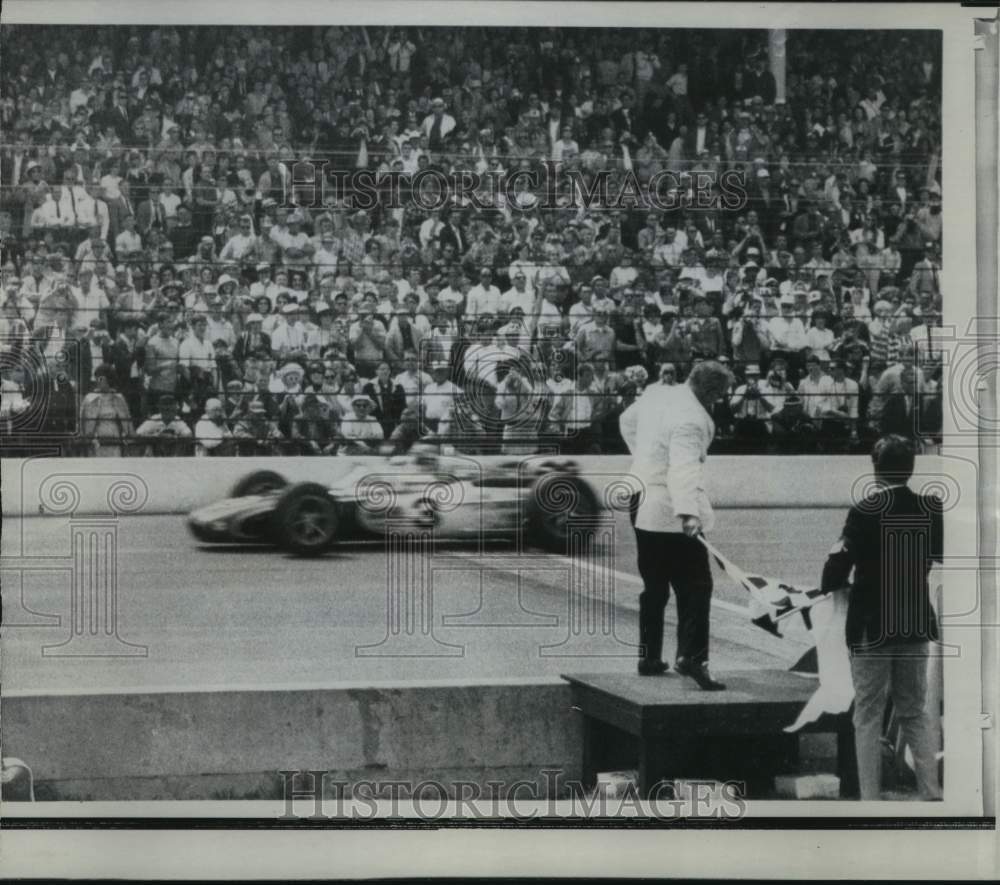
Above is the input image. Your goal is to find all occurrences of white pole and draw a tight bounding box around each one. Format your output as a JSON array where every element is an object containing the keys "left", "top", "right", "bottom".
[{"left": 768, "top": 29, "right": 787, "bottom": 105}]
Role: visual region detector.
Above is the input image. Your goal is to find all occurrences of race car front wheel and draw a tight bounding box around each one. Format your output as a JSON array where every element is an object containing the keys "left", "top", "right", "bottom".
[
  {"left": 525, "top": 473, "right": 600, "bottom": 553},
  {"left": 231, "top": 470, "right": 288, "bottom": 498},
  {"left": 273, "top": 483, "right": 338, "bottom": 556}
]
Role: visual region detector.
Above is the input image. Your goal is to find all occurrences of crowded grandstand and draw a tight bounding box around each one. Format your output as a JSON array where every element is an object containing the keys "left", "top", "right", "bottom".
[{"left": 0, "top": 25, "right": 943, "bottom": 456}]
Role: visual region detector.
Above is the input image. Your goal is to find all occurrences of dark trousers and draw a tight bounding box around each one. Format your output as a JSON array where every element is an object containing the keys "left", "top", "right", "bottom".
[{"left": 630, "top": 494, "right": 713, "bottom": 665}]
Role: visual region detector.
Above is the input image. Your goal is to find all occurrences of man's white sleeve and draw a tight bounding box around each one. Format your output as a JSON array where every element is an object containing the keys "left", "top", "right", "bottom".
[{"left": 666, "top": 420, "right": 706, "bottom": 519}]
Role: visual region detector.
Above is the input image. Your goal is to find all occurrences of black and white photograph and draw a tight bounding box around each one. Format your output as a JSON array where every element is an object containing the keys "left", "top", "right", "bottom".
[{"left": 0, "top": 1, "right": 995, "bottom": 879}]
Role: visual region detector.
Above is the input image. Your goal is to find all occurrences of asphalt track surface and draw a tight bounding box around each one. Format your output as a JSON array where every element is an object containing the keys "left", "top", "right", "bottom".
[{"left": 3, "top": 507, "right": 847, "bottom": 693}]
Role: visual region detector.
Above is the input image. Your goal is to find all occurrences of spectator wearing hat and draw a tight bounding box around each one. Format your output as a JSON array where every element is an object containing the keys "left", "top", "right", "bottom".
[
  {"left": 287, "top": 393, "right": 336, "bottom": 456},
  {"left": 79, "top": 363, "right": 134, "bottom": 456},
  {"left": 142, "top": 312, "right": 181, "bottom": 415},
  {"left": 232, "top": 397, "right": 286, "bottom": 457},
  {"left": 422, "top": 97, "right": 457, "bottom": 152},
  {"left": 340, "top": 394, "right": 385, "bottom": 453},
  {"left": 206, "top": 295, "right": 237, "bottom": 349},
  {"left": 271, "top": 302, "right": 309, "bottom": 357},
  {"left": 135, "top": 394, "right": 193, "bottom": 456},
  {"left": 729, "top": 363, "right": 774, "bottom": 444},
  {"left": 194, "top": 397, "right": 234, "bottom": 457},
  {"left": 178, "top": 314, "right": 215, "bottom": 411}
]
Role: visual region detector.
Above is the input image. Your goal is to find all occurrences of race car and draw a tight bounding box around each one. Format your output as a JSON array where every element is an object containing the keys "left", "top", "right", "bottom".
[{"left": 186, "top": 447, "right": 603, "bottom": 556}]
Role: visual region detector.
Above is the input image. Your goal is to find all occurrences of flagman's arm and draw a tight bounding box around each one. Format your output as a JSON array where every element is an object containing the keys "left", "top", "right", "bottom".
[{"left": 820, "top": 505, "right": 863, "bottom": 594}]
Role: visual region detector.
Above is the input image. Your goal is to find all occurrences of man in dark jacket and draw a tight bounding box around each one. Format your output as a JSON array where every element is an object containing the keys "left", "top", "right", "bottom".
[{"left": 821, "top": 434, "right": 943, "bottom": 800}]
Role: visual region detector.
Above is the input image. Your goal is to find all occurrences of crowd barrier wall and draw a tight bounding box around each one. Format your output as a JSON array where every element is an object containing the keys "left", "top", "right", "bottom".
[{"left": 2, "top": 455, "right": 945, "bottom": 518}]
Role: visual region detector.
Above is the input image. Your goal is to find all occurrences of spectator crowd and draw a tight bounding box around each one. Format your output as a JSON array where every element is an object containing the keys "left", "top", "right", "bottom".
[{"left": 0, "top": 25, "right": 944, "bottom": 456}]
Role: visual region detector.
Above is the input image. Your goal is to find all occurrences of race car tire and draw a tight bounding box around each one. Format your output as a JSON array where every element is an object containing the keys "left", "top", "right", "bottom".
[
  {"left": 525, "top": 473, "right": 600, "bottom": 553},
  {"left": 230, "top": 470, "right": 288, "bottom": 498},
  {"left": 273, "top": 483, "right": 338, "bottom": 556}
]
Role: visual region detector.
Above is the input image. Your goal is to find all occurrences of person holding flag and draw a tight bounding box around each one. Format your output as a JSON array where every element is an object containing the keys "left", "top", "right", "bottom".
[{"left": 619, "top": 360, "right": 733, "bottom": 689}]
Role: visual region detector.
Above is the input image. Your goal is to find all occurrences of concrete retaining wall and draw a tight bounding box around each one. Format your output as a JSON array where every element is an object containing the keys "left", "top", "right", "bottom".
[
  {"left": 1, "top": 680, "right": 581, "bottom": 802},
  {"left": 2, "top": 454, "right": 945, "bottom": 517}
]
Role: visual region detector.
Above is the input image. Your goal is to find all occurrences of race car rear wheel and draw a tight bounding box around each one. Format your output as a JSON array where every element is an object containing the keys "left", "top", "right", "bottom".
[
  {"left": 230, "top": 470, "right": 288, "bottom": 498},
  {"left": 273, "top": 483, "right": 338, "bottom": 555},
  {"left": 525, "top": 473, "right": 600, "bottom": 552}
]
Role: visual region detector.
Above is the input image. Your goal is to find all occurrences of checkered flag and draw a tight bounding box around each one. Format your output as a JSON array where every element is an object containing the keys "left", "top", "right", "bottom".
[{"left": 699, "top": 536, "right": 854, "bottom": 732}]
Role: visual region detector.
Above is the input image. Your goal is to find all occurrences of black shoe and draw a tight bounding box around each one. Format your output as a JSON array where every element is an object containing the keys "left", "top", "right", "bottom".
[
  {"left": 637, "top": 659, "right": 670, "bottom": 676},
  {"left": 675, "top": 658, "right": 726, "bottom": 691}
]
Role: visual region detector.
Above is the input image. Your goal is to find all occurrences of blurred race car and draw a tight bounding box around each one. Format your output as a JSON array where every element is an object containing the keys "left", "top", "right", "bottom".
[{"left": 186, "top": 447, "right": 602, "bottom": 556}]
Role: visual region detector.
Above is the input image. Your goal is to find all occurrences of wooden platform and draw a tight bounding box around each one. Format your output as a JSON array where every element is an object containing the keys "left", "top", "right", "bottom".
[{"left": 563, "top": 669, "right": 856, "bottom": 799}]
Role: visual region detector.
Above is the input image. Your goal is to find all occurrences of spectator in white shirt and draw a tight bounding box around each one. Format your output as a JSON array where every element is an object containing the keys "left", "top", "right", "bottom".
[
  {"left": 268, "top": 212, "right": 314, "bottom": 267},
  {"left": 393, "top": 350, "right": 432, "bottom": 399},
  {"left": 465, "top": 267, "right": 502, "bottom": 317},
  {"left": 179, "top": 315, "right": 217, "bottom": 392},
  {"left": 823, "top": 358, "right": 860, "bottom": 442},
  {"left": 115, "top": 215, "right": 143, "bottom": 257},
  {"left": 767, "top": 294, "right": 808, "bottom": 367},
  {"left": 271, "top": 302, "right": 308, "bottom": 356},
  {"left": 422, "top": 361, "right": 461, "bottom": 431},
  {"left": 568, "top": 284, "right": 596, "bottom": 334},
  {"left": 609, "top": 252, "right": 640, "bottom": 291},
  {"left": 194, "top": 398, "right": 233, "bottom": 456},
  {"left": 219, "top": 214, "right": 259, "bottom": 262},
  {"left": 797, "top": 354, "right": 835, "bottom": 421},
  {"left": 501, "top": 271, "right": 534, "bottom": 317},
  {"left": 804, "top": 310, "right": 835, "bottom": 362}
]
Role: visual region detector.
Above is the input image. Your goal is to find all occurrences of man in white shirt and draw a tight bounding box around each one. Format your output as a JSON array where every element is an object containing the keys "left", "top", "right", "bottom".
[
  {"left": 465, "top": 268, "right": 502, "bottom": 318},
  {"left": 194, "top": 398, "right": 233, "bottom": 456},
  {"left": 568, "top": 284, "right": 596, "bottom": 335},
  {"left": 797, "top": 354, "right": 835, "bottom": 422},
  {"left": 271, "top": 302, "right": 308, "bottom": 355},
  {"left": 501, "top": 271, "right": 535, "bottom": 318},
  {"left": 618, "top": 361, "right": 733, "bottom": 688},
  {"left": 179, "top": 316, "right": 217, "bottom": 403},
  {"left": 767, "top": 294, "right": 808, "bottom": 377},
  {"left": 115, "top": 215, "right": 143, "bottom": 257},
  {"left": 267, "top": 212, "right": 314, "bottom": 267},
  {"left": 219, "top": 214, "right": 259, "bottom": 263},
  {"left": 421, "top": 362, "right": 461, "bottom": 431},
  {"left": 393, "top": 350, "right": 431, "bottom": 399},
  {"left": 804, "top": 309, "right": 835, "bottom": 361}
]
